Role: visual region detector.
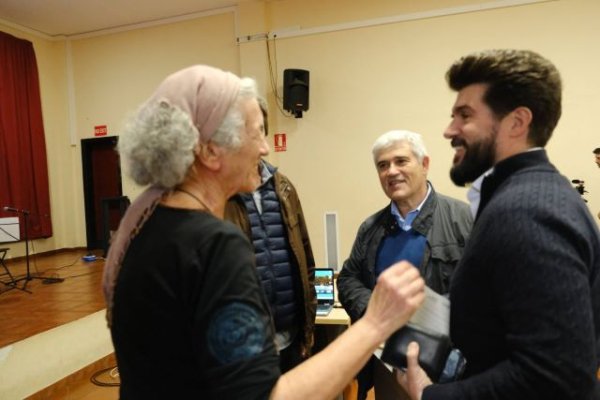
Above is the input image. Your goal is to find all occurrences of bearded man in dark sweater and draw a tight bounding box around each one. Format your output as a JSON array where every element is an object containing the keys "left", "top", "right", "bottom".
[{"left": 399, "top": 49, "right": 600, "bottom": 400}]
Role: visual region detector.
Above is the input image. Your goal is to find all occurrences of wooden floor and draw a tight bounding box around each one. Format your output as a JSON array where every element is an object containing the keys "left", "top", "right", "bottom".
[{"left": 0, "top": 248, "right": 119, "bottom": 399}]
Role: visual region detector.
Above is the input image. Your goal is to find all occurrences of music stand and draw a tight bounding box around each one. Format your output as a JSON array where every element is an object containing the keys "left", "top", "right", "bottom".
[{"left": 0, "top": 216, "right": 30, "bottom": 293}]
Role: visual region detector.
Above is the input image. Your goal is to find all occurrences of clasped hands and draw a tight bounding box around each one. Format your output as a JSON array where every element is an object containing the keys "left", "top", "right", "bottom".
[{"left": 364, "top": 261, "right": 433, "bottom": 400}]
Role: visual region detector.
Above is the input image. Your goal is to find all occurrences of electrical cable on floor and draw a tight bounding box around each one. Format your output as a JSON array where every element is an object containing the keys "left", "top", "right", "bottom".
[
  {"left": 25, "top": 252, "right": 85, "bottom": 283},
  {"left": 60, "top": 255, "right": 106, "bottom": 280},
  {"left": 40, "top": 253, "right": 84, "bottom": 273},
  {"left": 63, "top": 269, "right": 103, "bottom": 280},
  {"left": 38, "top": 253, "right": 85, "bottom": 283},
  {"left": 5, "top": 250, "right": 104, "bottom": 284},
  {"left": 90, "top": 365, "right": 120, "bottom": 387}
]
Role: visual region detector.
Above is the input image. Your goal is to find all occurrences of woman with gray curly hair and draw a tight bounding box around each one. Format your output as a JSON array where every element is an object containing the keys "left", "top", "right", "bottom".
[{"left": 103, "top": 65, "right": 425, "bottom": 400}]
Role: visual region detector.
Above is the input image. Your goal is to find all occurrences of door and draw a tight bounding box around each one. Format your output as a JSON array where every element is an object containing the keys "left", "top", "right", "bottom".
[{"left": 81, "top": 136, "right": 124, "bottom": 252}]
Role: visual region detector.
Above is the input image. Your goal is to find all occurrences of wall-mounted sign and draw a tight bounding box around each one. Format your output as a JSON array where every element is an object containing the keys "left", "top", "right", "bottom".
[
  {"left": 274, "top": 133, "right": 287, "bottom": 152},
  {"left": 94, "top": 125, "right": 108, "bottom": 136}
]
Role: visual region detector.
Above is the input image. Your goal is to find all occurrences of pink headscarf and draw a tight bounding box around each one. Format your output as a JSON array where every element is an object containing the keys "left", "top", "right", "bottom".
[
  {"left": 103, "top": 65, "right": 241, "bottom": 326},
  {"left": 147, "top": 65, "right": 241, "bottom": 142}
]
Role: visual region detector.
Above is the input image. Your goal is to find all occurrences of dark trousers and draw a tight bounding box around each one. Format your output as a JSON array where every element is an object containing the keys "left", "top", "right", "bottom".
[
  {"left": 279, "top": 334, "right": 304, "bottom": 373},
  {"left": 356, "top": 356, "right": 375, "bottom": 400}
]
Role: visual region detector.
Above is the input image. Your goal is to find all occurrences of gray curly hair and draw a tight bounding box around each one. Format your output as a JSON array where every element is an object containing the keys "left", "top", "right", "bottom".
[{"left": 118, "top": 77, "right": 258, "bottom": 189}]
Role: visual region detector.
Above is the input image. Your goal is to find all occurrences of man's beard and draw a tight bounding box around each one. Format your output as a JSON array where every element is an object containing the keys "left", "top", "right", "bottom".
[{"left": 450, "top": 129, "right": 497, "bottom": 187}]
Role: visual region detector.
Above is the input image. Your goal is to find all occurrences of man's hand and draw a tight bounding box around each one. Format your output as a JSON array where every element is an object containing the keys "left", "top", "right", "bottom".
[{"left": 396, "top": 341, "right": 432, "bottom": 400}]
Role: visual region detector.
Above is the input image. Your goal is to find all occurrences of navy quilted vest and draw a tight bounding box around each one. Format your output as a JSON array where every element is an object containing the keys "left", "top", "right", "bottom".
[{"left": 242, "top": 178, "right": 298, "bottom": 332}]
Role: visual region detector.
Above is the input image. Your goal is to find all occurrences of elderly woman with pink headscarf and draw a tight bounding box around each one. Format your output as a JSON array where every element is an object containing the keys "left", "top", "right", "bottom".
[{"left": 103, "top": 65, "right": 425, "bottom": 399}]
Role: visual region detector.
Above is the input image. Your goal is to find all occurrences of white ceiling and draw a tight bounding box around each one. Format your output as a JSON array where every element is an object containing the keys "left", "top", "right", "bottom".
[{"left": 0, "top": 0, "right": 247, "bottom": 37}]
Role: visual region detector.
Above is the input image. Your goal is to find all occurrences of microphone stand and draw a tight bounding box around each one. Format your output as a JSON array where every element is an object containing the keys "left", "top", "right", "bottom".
[{"left": 11, "top": 210, "right": 43, "bottom": 292}]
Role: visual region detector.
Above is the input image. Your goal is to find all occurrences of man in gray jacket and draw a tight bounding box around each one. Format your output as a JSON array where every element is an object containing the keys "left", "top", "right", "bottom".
[{"left": 337, "top": 129, "right": 472, "bottom": 399}]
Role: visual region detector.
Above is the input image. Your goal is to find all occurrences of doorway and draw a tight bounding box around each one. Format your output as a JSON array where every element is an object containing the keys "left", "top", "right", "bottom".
[{"left": 81, "top": 136, "right": 125, "bottom": 253}]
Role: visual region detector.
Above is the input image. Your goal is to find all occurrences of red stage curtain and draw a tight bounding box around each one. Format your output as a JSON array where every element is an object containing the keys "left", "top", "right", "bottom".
[{"left": 0, "top": 31, "right": 52, "bottom": 239}]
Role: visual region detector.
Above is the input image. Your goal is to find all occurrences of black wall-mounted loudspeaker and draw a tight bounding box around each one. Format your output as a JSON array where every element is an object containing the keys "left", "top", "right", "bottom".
[{"left": 283, "top": 69, "right": 309, "bottom": 118}]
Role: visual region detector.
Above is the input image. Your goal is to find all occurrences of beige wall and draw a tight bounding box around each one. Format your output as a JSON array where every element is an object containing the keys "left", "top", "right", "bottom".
[
  {"left": 69, "top": 10, "right": 239, "bottom": 204},
  {"left": 1, "top": 0, "right": 599, "bottom": 267}
]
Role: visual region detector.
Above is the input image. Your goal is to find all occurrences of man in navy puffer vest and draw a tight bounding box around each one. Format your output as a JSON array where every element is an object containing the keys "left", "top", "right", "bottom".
[{"left": 225, "top": 99, "right": 316, "bottom": 372}]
